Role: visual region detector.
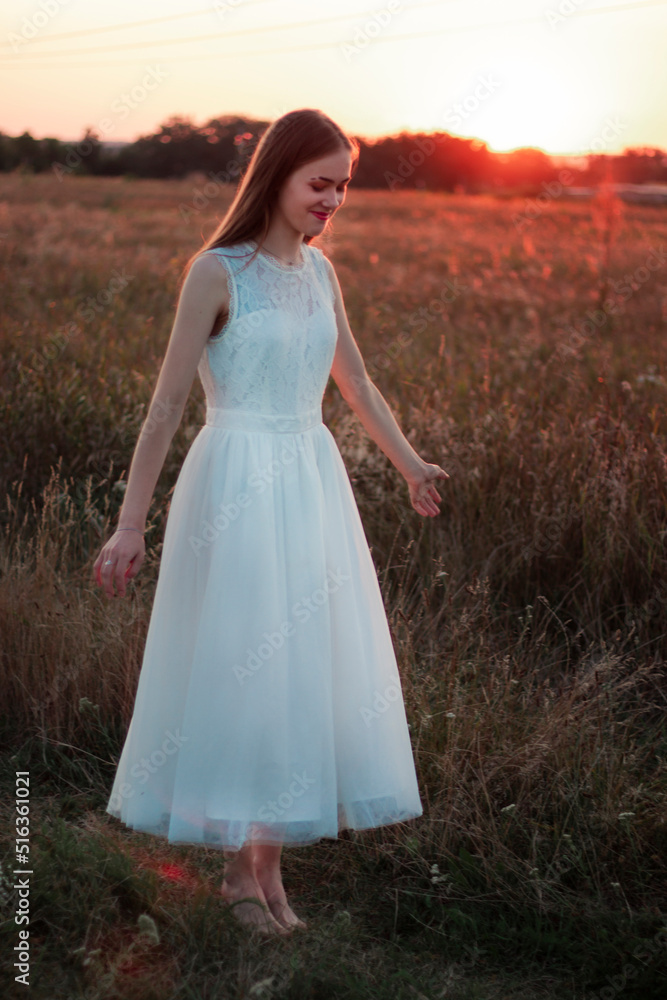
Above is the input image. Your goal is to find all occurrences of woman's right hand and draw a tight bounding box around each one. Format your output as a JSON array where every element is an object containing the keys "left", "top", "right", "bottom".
[{"left": 92, "top": 529, "right": 146, "bottom": 599}]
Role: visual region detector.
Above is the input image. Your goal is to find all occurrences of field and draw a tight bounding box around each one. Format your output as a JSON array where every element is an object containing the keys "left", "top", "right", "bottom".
[{"left": 0, "top": 171, "right": 666, "bottom": 999}]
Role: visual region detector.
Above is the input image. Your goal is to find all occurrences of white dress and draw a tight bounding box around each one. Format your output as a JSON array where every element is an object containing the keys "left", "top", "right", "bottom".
[{"left": 105, "top": 238, "right": 423, "bottom": 851}]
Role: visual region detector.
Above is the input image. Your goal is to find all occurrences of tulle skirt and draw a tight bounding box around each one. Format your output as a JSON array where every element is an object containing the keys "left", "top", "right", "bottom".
[{"left": 105, "top": 405, "right": 423, "bottom": 851}]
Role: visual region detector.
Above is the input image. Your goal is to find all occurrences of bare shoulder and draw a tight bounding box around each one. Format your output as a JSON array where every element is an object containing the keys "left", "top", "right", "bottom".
[{"left": 186, "top": 250, "right": 230, "bottom": 314}]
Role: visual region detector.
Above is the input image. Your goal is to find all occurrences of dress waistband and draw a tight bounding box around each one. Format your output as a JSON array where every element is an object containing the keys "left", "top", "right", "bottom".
[{"left": 205, "top": 405, "right": 323, "bottom": 433}]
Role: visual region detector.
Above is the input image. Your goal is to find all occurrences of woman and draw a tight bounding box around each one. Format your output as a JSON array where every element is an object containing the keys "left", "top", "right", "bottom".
[{"left": 93, "top": 108, "right": 449, "bottom": 936}]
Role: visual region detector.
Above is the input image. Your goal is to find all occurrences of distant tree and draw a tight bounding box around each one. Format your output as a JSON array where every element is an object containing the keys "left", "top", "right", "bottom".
[
  {"left": 2, "top": 115, "right": 665, "bottom": 190},
  {"left": 0, "top": 131, "right": 20, "bottom": 171},
  {"left": 13, "top": 131, "right": 41, "bottom": 172},
  {"left": 492, "top": 147, "right": 555, "bottom": 189},
  {"left": 615, "top": 147, "right": 667, "bottom": 184},
  {"left": 40, "top": 137, "right": 66, "bottom": 168},
  {"left": 49, "top": 127, "right": 104, "bottom": 180}
]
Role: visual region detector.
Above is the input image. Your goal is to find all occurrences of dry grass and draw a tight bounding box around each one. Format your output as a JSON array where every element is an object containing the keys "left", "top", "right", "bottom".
[{"left": 1, "top": 172, "right": 666, "bottom": 999}]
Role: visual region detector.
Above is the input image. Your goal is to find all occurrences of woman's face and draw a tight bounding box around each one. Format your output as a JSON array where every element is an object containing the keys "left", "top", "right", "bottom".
[{"left": 276, "top": 148, "right": 352, "bottom": 238}]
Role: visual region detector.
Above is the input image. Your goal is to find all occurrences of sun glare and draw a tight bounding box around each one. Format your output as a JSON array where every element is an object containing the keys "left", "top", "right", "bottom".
[{"left": 446, "top": 50, "right": 591, "bottom": 156}]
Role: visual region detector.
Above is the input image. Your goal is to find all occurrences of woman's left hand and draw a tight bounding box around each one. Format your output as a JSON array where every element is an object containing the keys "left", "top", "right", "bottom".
[{"left": 405, "top": 461, "right": 450, "bottom": 516}]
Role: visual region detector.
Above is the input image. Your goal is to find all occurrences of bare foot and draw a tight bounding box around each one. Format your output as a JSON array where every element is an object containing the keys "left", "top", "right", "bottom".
[
  {"left": 220, "top": 873, "right": 292, "bottom": 936},
  {"left": 255, "top": 870, "right": 307, "bottom": 930}
]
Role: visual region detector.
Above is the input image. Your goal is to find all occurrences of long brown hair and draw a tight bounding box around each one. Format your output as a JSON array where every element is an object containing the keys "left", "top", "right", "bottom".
[{"left": 179, "top": 108, "right": 359, "bottom": 289}]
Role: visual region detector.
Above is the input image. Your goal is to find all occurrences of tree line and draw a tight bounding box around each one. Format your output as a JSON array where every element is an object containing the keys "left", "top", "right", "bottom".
[{"left": 2, "top": 113, "right": 666, "bottom": 192}]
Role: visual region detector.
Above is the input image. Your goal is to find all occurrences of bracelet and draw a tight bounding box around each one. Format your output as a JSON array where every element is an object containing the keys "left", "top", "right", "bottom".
[{"left": 116, "top": 527, "right": 145, "bottom": 535}]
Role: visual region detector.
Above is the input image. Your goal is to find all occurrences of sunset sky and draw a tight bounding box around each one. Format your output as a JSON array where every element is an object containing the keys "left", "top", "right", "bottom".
[{"left": 1, "top": 0, "right": 666, "bottom": 156}]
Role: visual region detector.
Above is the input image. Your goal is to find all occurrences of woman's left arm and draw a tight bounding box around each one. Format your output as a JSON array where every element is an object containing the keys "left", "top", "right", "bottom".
[{"left": 324, "top": 257, "right": 450, "bottom": 517}]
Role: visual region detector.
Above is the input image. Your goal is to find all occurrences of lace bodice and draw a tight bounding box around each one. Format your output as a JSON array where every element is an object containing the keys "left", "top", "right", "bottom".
[{"left": 196, "top": 240, "right": 338, "bottom": 427}]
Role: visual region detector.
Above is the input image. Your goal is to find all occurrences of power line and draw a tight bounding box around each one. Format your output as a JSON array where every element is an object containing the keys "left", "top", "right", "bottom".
[
  {"left": 1, "top": 0, "right": 665, "bottom": 67},
  {"left": 0, "top": 0, "right": 466, "bottom": 58},
  {"left": 1, "top": 0, "right": 277, "bottom": 44}
]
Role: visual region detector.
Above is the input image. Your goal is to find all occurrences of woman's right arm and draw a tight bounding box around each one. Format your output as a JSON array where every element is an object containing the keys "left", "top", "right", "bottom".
[{"left": 92, "top": 252, "right": 229, "bottom": 598}]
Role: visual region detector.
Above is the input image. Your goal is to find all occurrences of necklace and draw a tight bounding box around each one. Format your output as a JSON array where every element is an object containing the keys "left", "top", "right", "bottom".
[{"left": 253, "top": 240, "right": 303, "bottom": 268}]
